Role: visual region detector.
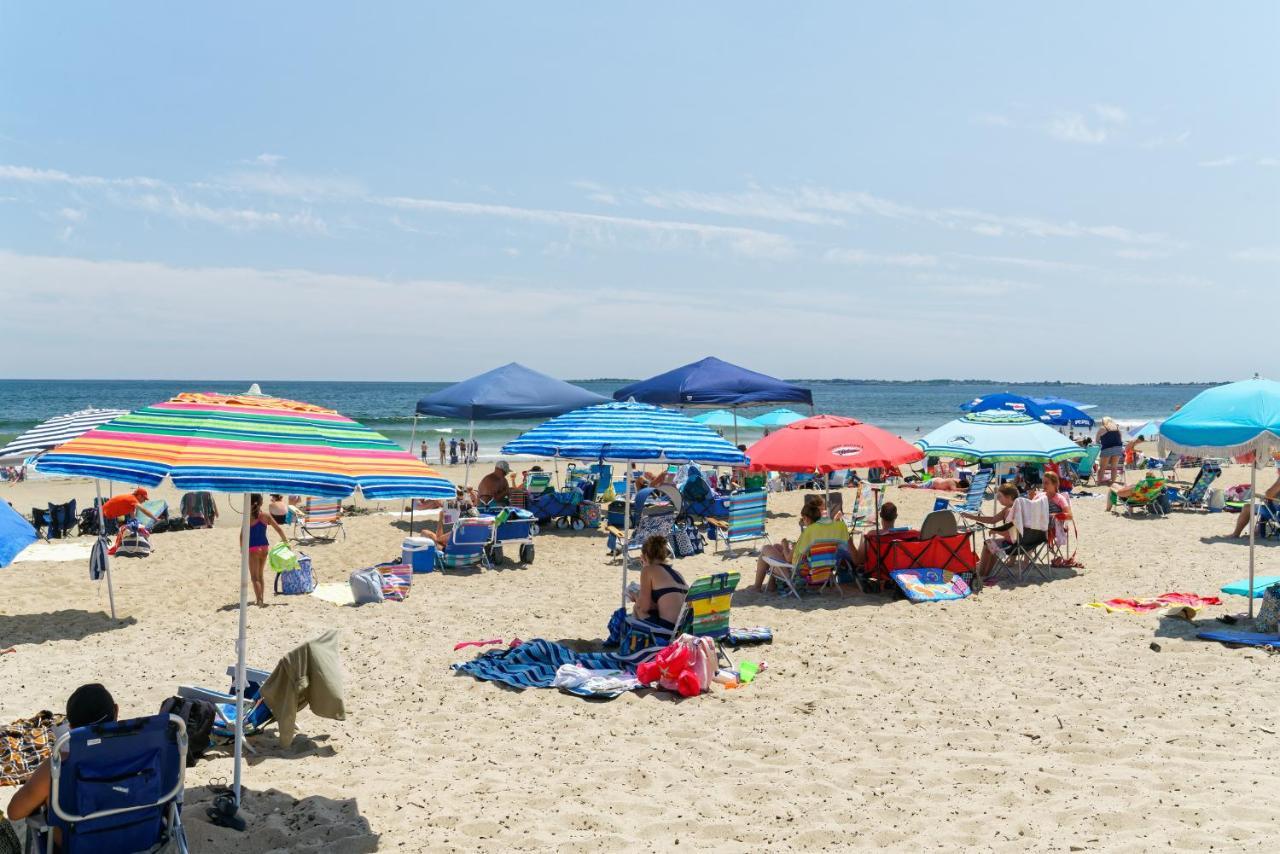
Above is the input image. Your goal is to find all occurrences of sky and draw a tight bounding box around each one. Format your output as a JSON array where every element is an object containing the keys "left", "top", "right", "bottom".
[{"left": 1, "top": 2, "right": 1276, "bottom": 383}]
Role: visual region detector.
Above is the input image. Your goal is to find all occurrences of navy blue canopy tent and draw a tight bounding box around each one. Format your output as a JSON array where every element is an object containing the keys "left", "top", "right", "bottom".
[
  {"left": 612, "top": 357, "right": 813, "bottom": 442},
  {"left": 412, "top": 362, "right": 609, "bottom": 486}
]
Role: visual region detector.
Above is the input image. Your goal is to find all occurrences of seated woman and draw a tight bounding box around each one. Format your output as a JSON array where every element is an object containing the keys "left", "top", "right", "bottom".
[
  {"left": 848, "top": 501, "right": 905, "bottom": 567},
  {"left": 268, "top": 494, "right": 291, "bottom": 525},
  {"left": 751, "top": 498, "right": 826, "bottom": 592},
  {"left": 900, "top": 476, "right": 971, "bottom": 492},
  {"left": 959, "top": 484, "right": 1020, "bottom": 578},
  {"left": 629, "top": 535, "right": 689, "bottom": 630}
]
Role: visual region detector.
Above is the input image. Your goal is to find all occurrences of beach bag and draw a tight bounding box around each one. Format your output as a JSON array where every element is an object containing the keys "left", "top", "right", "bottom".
[
  {"left": 158, "top": 695, "right": 216, "bottom": 767},
  {"left": 670, "top": 523, "right": 703, "bottom": 557},
  {"left": 1255, "top": 583, "right": 1280, "bottom": 634},
  {"left": 349, "top": 567, "right": 385, "bottom": 604},
  {"left": 275, "top": 554, "right": 316, "bottom": 595},
  {"left": 378, "top": 562, "right": 413, "bottom": 601},
  {"left": 113, "top": 525, "right": 152, "bottom": 558},
  {"left": 268, "top": 542, "right": 300, "bottom": 573},
  {"left": 579, "top": 501, "right": 601, "bottom": 529}
]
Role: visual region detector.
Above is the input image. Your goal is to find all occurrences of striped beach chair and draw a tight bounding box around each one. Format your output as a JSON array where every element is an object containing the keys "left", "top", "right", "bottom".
[
  {"left": 760, "top": 522, "right": 847, "bottom": 599},
  {"left": 949, "top": 469, "right": 993, "bottom": 515},
  {"left": 438, "top": 517, "right": 496, "bottom": 570},
  {"left": 674, "top": 571, "right": 740, "bottom": 667},
  {"left": 709, "top": 491, "right": 768, "bottom": 558},
  {"left": 295, "top": 498, "right": 345, "bottom": 541}
]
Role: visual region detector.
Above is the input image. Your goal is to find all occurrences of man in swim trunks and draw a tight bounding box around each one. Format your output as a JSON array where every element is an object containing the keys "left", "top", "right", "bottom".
[{"left": 476, "top": 461, "right": 512, "bottom": 504}]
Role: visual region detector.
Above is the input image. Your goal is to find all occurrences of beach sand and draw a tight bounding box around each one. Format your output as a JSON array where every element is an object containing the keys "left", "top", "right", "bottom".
[{"left": 2, "top": 461, "right": 1278, "bottom": 851}]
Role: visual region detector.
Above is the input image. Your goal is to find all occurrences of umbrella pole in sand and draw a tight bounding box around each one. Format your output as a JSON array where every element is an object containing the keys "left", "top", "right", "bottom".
[
  {"left": 233, "top": 492, "right": 251, "bottom": 808},
  {"left": 93, "top": 479, "right": 116, "bottom": 620},
  {"left": 463, "top": 420, "right": 475, "bottom": 488},
  {"left": 619, "top": 461, "right": 634, "bottom": 609},
  {"left": 1248, "top": 459, "right": 1257, "bottom": 620},
  {"left": 407, "top": 416, "right": 418, "bottom": 535}
]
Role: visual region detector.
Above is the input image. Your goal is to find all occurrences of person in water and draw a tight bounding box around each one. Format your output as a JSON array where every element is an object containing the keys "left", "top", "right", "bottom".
[{"left": 243, "top": 493, "right": 289, "bottom": 607}]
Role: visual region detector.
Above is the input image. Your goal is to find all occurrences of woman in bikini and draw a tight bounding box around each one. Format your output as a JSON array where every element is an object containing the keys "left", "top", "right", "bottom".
[
  {"left": 242, "top": 493, "right": 289, "bottom": 607},
  {"left": 632, "top": 535, "right": 688, "bottom": 630}
]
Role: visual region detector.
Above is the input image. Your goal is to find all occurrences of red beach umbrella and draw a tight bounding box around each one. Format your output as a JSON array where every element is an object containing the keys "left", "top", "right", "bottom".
[{"left": 746, "top": 414, "right": 924, "bottom": 473}]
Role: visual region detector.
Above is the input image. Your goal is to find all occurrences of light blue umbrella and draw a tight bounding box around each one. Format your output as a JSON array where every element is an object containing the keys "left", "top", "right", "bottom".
[
  {"left": 1160, "top": 377, "right": 1280, "bottom": 616},
  {"left": 0, "top": 500, "right": 37, "bottom": 568},
  {"left": 503, "top": 401, "right": 747, "bottom": 606},
  {"left": 694, "top": 409, "right": 762, "bottom": 429},
  {"left": 1129, "top": 420, "right": 1162, "bottom": 441},
  {"left": 916, "top": 411, "right": 1087, "bottom": 464},
  {"left": 754, "top": 408, "right": 806, "bottom": 428}
]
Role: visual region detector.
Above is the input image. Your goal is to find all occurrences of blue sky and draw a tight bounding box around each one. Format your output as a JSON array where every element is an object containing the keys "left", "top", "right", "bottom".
[{"left": 1, "top": 2, "right": 1276, "bottom": 382}]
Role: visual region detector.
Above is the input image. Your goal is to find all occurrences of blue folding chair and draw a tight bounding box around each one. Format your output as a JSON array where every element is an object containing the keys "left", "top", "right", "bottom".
[
  {"left": 32, "top": 713, "right": 188, "bottom": 853},
  {"left": 179, "top": 665, "right": 276, "bottom": 746},
  {"left": 949, "top": 469, "right": 993, "bottom": 514},
  {"left": 438, "top": 517, "right": 496, "bottom": 570}
]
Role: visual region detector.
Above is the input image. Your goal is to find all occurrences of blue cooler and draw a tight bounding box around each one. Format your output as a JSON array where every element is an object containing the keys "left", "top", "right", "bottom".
[{"left": 402, "top": 537, "right": 437, "bottom": 573}]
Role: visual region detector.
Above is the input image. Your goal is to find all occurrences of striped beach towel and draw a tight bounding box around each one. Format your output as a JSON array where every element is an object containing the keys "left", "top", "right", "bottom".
[{"left": 379, "top": 562, "right": 413, "bottom": 601}]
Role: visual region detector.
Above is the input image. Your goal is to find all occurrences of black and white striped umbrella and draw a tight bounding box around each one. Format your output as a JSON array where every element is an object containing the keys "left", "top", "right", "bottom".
[{"left": 0, "top": 407, "right": 129, "bottom": 464}]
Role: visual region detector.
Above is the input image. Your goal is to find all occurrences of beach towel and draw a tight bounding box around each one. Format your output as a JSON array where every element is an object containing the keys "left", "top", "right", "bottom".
[
  {"left": 724, "top": 627, "right": 773, "bottom": 647},
  {"left": 378, "top": 562, "right": 413, "bottom": 601},
  {"left": 453, "top": 639, "right": 656, "bottom": 697},
  {"left": 891, "top": 568, "right": 972, "bottom": 603},
  {"left": 1195, "top": 629, "right": 1280, "bottom": 649},
  {"left": 1086, "top": 592, "right": 1223, "bottom": 615},
  {"left": 1012, "top": 495, "right": 1050, "bottom": 535},
  {"left": 0, "top": 710, "right": 62, "bottom": 787},
  {"left": 311, "top": 582, "right": 356, "bottom": 606}
]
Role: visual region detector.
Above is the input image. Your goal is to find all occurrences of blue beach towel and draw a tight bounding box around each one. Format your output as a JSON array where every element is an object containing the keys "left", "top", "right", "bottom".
[
  {"left": 1196, "top": 629, "right": 1280, "bottom": 649},
  {"left": 453, "top": 639, "right": 655, "bottom": 698},
  {"left": 1220, "top": 576, "right": 1280, "bottom": 599}
]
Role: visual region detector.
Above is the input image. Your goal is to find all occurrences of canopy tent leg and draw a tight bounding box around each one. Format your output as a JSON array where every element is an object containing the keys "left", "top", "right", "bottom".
[
  {"left": 463, "top": 420, "right": 475, "bottom": 488},
  {"left": 233, "top": 492, "right": 251, "bottom": 808},
  {"left": 93, "top": 479, "right": 116, "bottom": 620},
  {"left": 620, "top": 461, "right": 634, "bottom": 610},
  {"left": 1248, "top": 460, "right": 1257, "bottom": 620}
]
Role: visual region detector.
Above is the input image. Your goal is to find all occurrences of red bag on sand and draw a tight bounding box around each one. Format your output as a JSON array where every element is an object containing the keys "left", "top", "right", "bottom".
[{"left": 635, "top": 635, "right": 716, "bottom": 697}]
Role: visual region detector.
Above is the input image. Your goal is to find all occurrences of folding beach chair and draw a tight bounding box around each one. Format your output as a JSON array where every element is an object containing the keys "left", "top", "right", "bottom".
[
  {"left": 29, "top": 714, "right": 188, "bottom": 854},
  {"left": 1148, "top": 451, "right": 1180, "bottom": 480},
  {"left": 761, "top": 520, "right": 847, "bottom": 599},
  {"left": 179, "top": 665, "right": 276, "bottom": 748},
  {"left": 294, "top": 498, "right": 345, "bottom": 541},
  {"left": 1073, "top": 446, "right": 1102, "bottom": 485},
  {"left": 708, "top": 491, "right": 769, "bottom": 558},
  {"left": 523, "top": 471, "right": 553, "bottom": 495},
  {"left": 987, "top": 496, "right": 1051, "bottom": 584},
  {"left": 438, "top": 516, "right": 497, "bottom": 570},
  {"left": 1169, "top": 461, "right": 1222, "bottom": 511},
  {"left": 949, "top": 469, "right": 992, "bottom": 515},
  {"left": 604, "top": 505, "right": 676, "bottom": 566},
  {"left": 673, "top": 570, "right": 740, "bottom": 666},
  {"left": 1118, "top": 477, "right": 1168, "bottom": 517}
]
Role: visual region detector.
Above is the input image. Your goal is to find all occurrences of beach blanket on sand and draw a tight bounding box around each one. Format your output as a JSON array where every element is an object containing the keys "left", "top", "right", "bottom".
[
  {"left": 1, "top": 710, "right": 62, "bottom": 787},
  {"left": 1196, "top": 629, "right": 1280, "bottom": 649},
  {"left": 453, "top": 639, "right": 658, "bottom": 698},
  {"left": 1086, "top": 592, "right": 1222, "bottom": 615}
]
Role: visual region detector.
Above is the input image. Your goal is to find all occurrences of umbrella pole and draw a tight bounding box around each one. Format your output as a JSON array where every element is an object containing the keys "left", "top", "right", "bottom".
[
  {"left": 620, "top": 461, "right": 633, "bottom": 610},
  {"left": 1249, "top": 459, "right": 1257, "bottom": 620},
  {"left": 233, "top": 492, "right": 251, "bottom": 808},
  {"left": 463, "top": 420, "right": 475, "bottom": 488},
  {"left": 733, "top": 407, "right": 739, "bottom": 447},
  {"left": 94, "top": 479, "right": 116, "bottom": 620},
  {"left": 408, "top": 416, "right": 418, "bottom": 535}
]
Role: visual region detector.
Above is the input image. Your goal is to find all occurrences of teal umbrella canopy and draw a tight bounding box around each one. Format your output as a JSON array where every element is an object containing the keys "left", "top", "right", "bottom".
[
  {"left": 753, "top": 408, "right": 805, "bottom": 428},
  {"left": 1160, "top": 378, "right": 1280, "bottom": 456},
  {"left": 693, "top": 409, "right": 762, "bottom": 429},
  {"left": 916, "top": 411, "right": 1086, "bottom": 464}
]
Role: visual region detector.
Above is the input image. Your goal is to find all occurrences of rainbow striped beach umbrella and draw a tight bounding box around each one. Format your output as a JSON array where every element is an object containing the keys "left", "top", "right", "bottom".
[{"left": 38, "top": 391, "right": 453, "bottom": 815}]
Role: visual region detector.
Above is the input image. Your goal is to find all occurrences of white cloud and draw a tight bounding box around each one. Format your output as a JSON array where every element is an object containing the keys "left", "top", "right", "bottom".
[
  {"left": 972, "top": 113, "right": 1014, "bottom": 127},
  {"left": 1092, "top": 104, "right": 1128, "bottom": 125},
  {"left": 129, "top": 192, "right": 328, "bottom": 233},
  {"left": 1231, "top": 247, "right": 1280, "bottom": 263},
  {"left": 571, "top": 180, "right": 620, "bottom": 205},
  {"left": 1258, "top": 157, "right": 1279, "bottom": 167},
  {"left": 251, "top": 153, "right": 285, "bottom": 167},
  {"left": 0, "top": 164, "right": 162, "bottom": 189},
  {"left": 824, "top": 248, "right": 938, "bottom": 267},
  {"left": 1140, "top": 130, "right": 1191, "bottom": 149},
  {"left": 1047, "top": 113, "right": 1109, "bottom": 144},
  {"left": 57, "top": 207, "right": 86, "bottom": 222},
  {"left": 1198, "top": 155, "right": 1239, "bottom": 167},
  {"left": 203, "top": 169, "right": 365, "bottom": 200}
]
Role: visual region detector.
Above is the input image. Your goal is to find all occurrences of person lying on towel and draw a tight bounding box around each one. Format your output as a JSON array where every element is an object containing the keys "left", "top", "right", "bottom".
[{"left": 899, "top": 476, "right": 971, "bottom": 492}]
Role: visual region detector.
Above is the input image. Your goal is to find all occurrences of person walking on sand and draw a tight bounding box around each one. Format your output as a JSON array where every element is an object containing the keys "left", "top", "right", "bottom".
[
  {"left": 449, "top": 437, "right": 458, "bottom": 464},
  {"left": 1096, "top": 417, "right": 1125, "bottom": 486},
  {"left": 242, "top": 493, "right": 289, "bottom": 607},
  {"left": 420, "top": 440, "right": 428, "bottom": 461},
  {"left": 438, "top": 436, "right": 446, "bottom": 466}
]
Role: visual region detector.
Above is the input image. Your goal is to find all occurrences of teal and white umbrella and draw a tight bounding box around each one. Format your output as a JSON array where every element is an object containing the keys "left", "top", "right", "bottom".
[
  {"left": 916, "top": 411, "right": 1086, "bottom": 464},
  {"left": 694, "top": 409, "right": 762, "bottom": 429}
]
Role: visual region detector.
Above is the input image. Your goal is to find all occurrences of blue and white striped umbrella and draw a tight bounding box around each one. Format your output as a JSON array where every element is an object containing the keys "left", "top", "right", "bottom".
[
  {"left": 916, "top": 410, "right": 1086, "bottom": 464},
  {"left": 502, "top": 401, "right": 747, "bottom": 465},
  {"left": 0, "top": 407, "right": 129, "bottom": 464}
]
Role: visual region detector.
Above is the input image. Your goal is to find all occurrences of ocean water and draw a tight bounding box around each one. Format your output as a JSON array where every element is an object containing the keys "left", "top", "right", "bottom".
[{"left": 0, "top": 379, "right": 1209, "bottom": 459}]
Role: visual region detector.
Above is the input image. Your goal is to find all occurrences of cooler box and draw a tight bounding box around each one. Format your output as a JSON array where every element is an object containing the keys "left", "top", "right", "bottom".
[{"left": 402, "top": 537, "right": 437, "bottom": 573}]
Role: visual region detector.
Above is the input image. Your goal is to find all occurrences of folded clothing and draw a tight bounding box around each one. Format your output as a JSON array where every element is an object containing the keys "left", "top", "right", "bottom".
[
  {"left": 725, "top": 626, "right": 774, "bottom": 647},
  {"left": 552, "top": 664, "right": 640, "bottom": 698}
]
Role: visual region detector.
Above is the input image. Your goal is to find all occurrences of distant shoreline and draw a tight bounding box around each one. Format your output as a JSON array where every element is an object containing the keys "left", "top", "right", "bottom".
[{"left": 0, "top": 377, "right": 1223, "bottom": 387}]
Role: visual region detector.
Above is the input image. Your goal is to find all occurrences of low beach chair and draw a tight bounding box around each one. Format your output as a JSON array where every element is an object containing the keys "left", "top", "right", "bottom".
[
  {"left": 294, "top": 498, "right": 345, "bottom": 541},
  {"left": 604, "top": 505, "right": 676, "bottom": 566},
  {"left": 987, "top": 495, "right": 1051, "bottom": 584},
  {"left": 29, "top": 713, "right": 189, "bottom": 854},
  {"left": 179, "top": 665, "right": 276, "bottom": 748},
  {"left": 761, "top": 522, "right": 847, "bottom": 599},
  {"left": 708, "top": 491, "right": 769, "bottom": 558},
  {"left": 1072, "top": 446, "right": 1102, "bottom": 485},
  {"left": 674, "top": 570, "right": 740, "bottom": 666},
  {"left": 1118, "top": 477, "right": 1168, "bottom": 517},
  {"left": 438, "top": 516, "right": 497, "bottom": 570},
  {"left": 1148, "top": 451, "right": 1180, "bottom": 480},
  {"left": 949, "top": 469, "right": 993, "bottom": 526},
  {"left": 1169, "top": 461, "right": 1222, "bottom": 511}
]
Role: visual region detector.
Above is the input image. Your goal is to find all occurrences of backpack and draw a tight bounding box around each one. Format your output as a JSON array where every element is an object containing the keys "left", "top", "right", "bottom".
[
  {"left": 349, "top": 567, "right": 385, "bottom": 604},
  {"left": 158, "top": 695, "right": 216, "bottom": 767}
]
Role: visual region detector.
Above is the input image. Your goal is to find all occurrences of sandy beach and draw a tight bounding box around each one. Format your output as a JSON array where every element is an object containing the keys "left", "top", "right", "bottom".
[{"left": 2, "top": 459, "right": 1278, "bottom": 852}]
